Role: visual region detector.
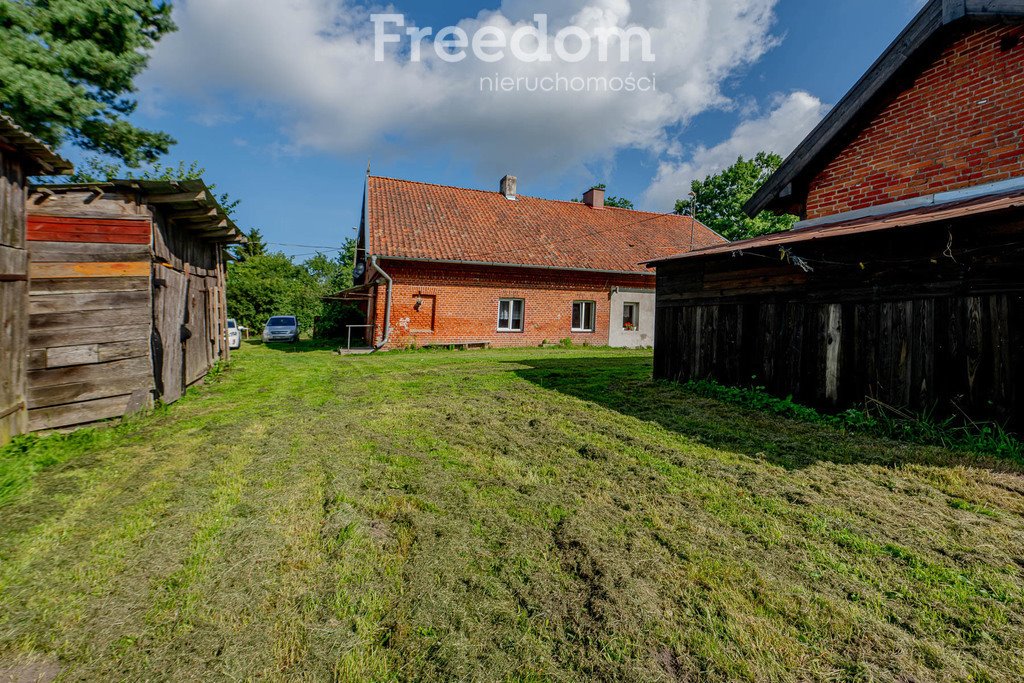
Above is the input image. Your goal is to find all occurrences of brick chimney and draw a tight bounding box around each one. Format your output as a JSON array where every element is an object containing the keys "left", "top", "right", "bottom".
[
  {"left": 583, "top": 185, "right": 605, "bottom": 208},
  {"left": 500, "top": 175, "right": 517, "bottom": 200}
]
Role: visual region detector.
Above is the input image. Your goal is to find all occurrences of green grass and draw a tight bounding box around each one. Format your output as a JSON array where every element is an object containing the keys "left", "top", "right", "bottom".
[{"left": 1, "top": 342, "right": 1023, "bottom": 682}]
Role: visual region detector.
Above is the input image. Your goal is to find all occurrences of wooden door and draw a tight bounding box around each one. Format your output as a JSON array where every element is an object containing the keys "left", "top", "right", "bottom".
[
  {"left": 184, "top": 274, "right": 209, "bottom": 387},
  {"left": 153, "top": 266, "right": 188, "bottom": 403}
]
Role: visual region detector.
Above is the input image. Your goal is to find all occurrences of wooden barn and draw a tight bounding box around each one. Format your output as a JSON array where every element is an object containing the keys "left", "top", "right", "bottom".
[
  {"left": 651, "top": 0, "right": 1024, "bottom": 428},
  {"left": 0, "top": 113, "right": 72, "bottom": 445},
  {"left": 25, "top": 180, "right": 245, "bottom": 431}
]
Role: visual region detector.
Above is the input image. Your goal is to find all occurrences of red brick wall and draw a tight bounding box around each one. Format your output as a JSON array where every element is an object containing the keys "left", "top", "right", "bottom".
[
  {"left": 806, "top": 24, "right": 1024, "bottom": 220},
  {"left": 368, "top": 260, "right": 653, "bottom": 349}
]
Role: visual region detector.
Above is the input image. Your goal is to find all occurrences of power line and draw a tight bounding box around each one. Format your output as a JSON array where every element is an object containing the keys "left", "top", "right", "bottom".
[{"left": 268, "top": 242, "right": 346, "bottom": 250}]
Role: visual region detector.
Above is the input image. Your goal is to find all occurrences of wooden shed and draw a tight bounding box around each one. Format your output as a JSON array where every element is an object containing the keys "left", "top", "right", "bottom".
[
  {"left": 0, "top": 113, "right": 72, "bottom": 445},
  {"left": 649, "top": 190, "right": 1024, "bottom": 428},
  {"left": 25, "top": 180, "right": 245, "bottom": 431}
]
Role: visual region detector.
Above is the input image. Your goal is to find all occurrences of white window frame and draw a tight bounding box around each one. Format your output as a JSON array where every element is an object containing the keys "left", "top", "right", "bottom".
[
  {"left": 571, "top": 300, "right": 596, "bottom": 333},
  {"left": 497, "top": 298, "right": 525, "bottom": 332},
  {"left": 622, "top": 302, "right": 639, "bottom": 331}
]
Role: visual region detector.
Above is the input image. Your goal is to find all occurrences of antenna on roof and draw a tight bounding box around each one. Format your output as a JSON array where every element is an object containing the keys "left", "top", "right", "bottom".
[{"left": 366, "top": 159, "right": 372, "bottom": 177}]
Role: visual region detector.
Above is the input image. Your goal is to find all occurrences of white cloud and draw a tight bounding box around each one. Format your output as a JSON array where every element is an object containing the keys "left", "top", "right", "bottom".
[
  {"left": 144, "top": 0, "right": 786, "bottom": 180},
  {"left": 642, "top": 91, "right": 829, "bottom": 211}
]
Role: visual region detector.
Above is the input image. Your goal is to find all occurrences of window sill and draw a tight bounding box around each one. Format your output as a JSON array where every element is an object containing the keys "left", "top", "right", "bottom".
[
  {"left": 570, "top": 330, "right": 596, "bottom": 334},
  {"left": 496, "top": 329, "right": 524, "bottom": 333}
]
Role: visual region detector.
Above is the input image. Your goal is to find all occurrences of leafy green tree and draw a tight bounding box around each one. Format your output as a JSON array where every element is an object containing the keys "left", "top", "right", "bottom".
[
  {"left": 572, "top": 184, "right": 636, "bottom": 210},
  {"left": 235, "top": 228, "right": 268, "bottom": 262},
  {"left": 306, "top": 239, "right": 361, "bottom": 339},
  {"left": 674, "top": 153, "right": 798, "bottom": 241},
  {"left": 0, "top": 0, "right": 177, "bottom": 165},
  {"left": 226, "top": 253, "right": 322, "bottom": 335},
  {"left": 225, "top": 242, "right": 360, "bottom": 339}
]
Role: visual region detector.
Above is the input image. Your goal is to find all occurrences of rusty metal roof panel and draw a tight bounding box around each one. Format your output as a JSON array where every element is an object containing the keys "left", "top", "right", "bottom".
[{"left": 648, "top": 187, "right": 1024, "bottom": 265}]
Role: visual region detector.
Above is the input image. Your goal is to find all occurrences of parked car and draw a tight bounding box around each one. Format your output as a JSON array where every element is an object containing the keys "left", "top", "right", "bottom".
[
  {"left": 263, "top": 316, "right": 300, "bottom": 343},
  {"left": 227, "top": 319, "right": 241, "bottom": 350}
]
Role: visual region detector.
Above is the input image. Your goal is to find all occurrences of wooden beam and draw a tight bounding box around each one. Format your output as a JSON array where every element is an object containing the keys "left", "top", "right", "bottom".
[
  {"left": 29, "top": 261, "right": 151, "bottom": 279},
  {"left": 169, "top": 207, "right": 219, "bottom": 221},
  {"left": 944, "top": 0, "right": 967, "bottom": 21},
  {"left": 965, "top": 0, "right": 1024, "bottom": 15},
  {"left": 146, "top": 191, "right": 207, "bottom": 204},
  {"left": 199, "top": 230, "right": 238, "bottom": 239},
  {"left": 188, "top": 220, "right": 230, "bottom": 233}
]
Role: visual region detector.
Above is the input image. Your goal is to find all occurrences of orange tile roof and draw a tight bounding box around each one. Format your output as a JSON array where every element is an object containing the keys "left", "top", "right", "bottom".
[{"left": 367, "top": 176, "right": 725, "bottom": 274}]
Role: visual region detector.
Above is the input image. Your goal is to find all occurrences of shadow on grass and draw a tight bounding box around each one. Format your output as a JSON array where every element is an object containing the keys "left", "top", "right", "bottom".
[{"left": 509, "top": 355, "right": 1021, "bottom": 472}]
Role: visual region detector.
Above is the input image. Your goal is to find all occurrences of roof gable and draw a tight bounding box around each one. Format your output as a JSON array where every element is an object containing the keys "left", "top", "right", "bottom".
[
  {"left": 366, "top": 176, "right": 725, "bottom": 274},
  {"left": 745, "top": 0, "right": 1024, "bottom": 217}
]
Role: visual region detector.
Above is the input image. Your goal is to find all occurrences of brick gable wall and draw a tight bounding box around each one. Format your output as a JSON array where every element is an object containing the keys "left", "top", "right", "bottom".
[
  {"left": 369, "top": 260, "right": 653, "bottom": 349},
  {"left": 805, "top": 24, "right": 1024, "bottom": 220}
]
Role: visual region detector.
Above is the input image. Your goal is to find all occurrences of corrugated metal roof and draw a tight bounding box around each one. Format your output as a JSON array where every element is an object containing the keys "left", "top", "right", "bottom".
[
  {"left": 648, "top": 187, "right": 1024, "bottom": 265},
  {"left": 0, "top": 112, "right": 73, "bottom": 175}
]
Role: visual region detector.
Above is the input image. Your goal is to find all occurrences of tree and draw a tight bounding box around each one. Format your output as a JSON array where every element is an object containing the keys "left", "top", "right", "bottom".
[
  {"left": 0, "top": 0, "right": 176, "bottom": 165},
  {"left": 226, "top": 253, "right": 321, "bottom": 335},
  {"left": 572, "top": 184, "right": 636, "bottom": 210},
  {"left": 306, "top": 239, "right": 361, "bottom": 339},
  {"left": 235, "top": 228, "right": 268, "bottom": 262},
  {"left": 674, "top": 153, "right": 798, "bottom": 241},
  {"left": 225, "top": 242, "right": 360, "bottom": 339}
]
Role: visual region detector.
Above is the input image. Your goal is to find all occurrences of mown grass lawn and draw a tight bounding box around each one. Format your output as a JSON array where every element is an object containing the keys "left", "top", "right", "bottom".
[{"left": 1, "top": 342, "right": 1023, "bottom": 682}]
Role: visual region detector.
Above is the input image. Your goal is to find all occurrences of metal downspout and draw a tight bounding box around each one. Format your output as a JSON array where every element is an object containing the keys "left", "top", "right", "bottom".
[{"left": 370, "top": 255, "right": 393, "bottom": 351}]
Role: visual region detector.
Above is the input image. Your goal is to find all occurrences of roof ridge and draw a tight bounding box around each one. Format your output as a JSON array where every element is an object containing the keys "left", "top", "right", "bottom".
[{"left": 369, "top": 174, "right": 694, "bottom": 220}]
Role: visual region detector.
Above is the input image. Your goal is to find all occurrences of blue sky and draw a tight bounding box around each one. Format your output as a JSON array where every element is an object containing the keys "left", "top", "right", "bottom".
[{"left": 65, "top": 0, "right": 926, "bottom": 259}]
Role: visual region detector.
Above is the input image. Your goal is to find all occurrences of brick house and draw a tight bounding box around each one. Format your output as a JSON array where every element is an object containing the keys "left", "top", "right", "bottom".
[
  {"left": 748, "top": 0, "right": 1024, "bottom": 222},
  {"left": 342, "top": 175, "right": 723, "bottom": 350},
  {"left": 649, "top": 0, "right": 1024, "bottom": 425}
]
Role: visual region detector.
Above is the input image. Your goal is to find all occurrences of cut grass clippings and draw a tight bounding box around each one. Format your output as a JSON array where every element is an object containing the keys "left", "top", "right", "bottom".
[{"left": 1, "top": 343, "right": 1023, "bottom": 681}]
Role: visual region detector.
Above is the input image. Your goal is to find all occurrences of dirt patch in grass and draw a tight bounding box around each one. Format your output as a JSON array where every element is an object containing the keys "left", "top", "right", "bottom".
[
  {"left": 1, "top": 344, "right": 1023, "bottom": 681},
  {"left": 0, "top": 655, "right": 60, "bottom": 683}
]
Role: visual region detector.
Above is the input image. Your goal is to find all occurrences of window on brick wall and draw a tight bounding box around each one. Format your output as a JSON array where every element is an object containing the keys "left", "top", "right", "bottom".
[
  {"left": 622, "top": 302, "right": 639, "bottom": 331},
  {"left": 571, "top": 301, "right": 596, "bottom": 332},
  {"left": 497, "top": 298, "right": 525, "bottom": 332}
]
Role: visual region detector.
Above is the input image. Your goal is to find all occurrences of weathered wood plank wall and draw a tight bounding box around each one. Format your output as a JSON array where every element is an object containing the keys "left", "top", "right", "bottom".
[
  {"left": 0, "top": 146, "right": 29, "bottom": 443},
  {"left": 654, "top": 215, "right": 1024, "bottom": 428},
  {"left": 25, "top": 211, "right": 155, "bottom": 431},
  {"left": 152, "top": 214, "right": 226, "bottom": 398}
]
